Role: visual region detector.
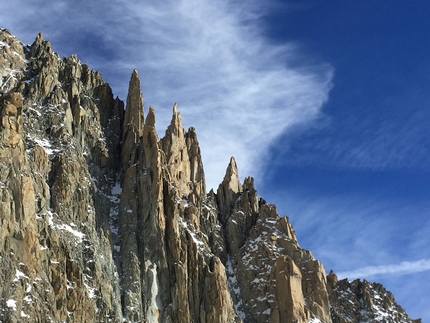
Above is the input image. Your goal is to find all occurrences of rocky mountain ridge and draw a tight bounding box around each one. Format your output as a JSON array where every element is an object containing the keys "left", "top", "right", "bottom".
[{"left": 0, "top": 28, "right": 421, "bottom": 323}]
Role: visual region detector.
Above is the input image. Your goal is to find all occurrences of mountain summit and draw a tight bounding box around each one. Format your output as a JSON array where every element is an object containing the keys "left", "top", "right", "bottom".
[{"left": 0, "top": 29, "right": 421, "bottom": 323}]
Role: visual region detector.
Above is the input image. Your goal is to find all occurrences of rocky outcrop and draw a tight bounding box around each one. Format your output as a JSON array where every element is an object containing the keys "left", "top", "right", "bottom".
[
  {"left": 1, "top": 28, "right": 124, "bottom": 322},
  {"left": 218, "top": 163, "right": 330, "bottom": 323},
  {"left": 327, "top": 271, "right": 419, "bottom": 323},
  {"left": 116, "top": 69, "right": 239, "bottom": 322},
  {"left": 0, "top": 28, "right": 421, "bottom": 323}
]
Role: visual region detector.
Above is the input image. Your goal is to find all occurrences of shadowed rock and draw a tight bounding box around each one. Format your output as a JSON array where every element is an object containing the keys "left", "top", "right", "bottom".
[{"left": 0, "top": 29, "right": 421, "bottom": 323}]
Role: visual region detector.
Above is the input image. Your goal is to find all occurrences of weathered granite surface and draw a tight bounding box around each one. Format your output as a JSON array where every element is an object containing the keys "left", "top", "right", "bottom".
[{"left": 0, "top": 29, "right": 420, "bottom": 323}]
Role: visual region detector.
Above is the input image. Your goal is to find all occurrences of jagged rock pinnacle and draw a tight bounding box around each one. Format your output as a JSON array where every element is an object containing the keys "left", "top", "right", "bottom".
[
  {"left": 145, "top": 106, "right": 156, "bottom": 128},
  {"left": 123, "top": 69, "right": 144, "bottom": 138},
  {"left": 169, "top": 102, "right": 181, "bottom": 134},
  {"left": 185, "top": 126, "right": 206, "bottom": 203},
  {"left": 327, "top": 270, "right": 338, "bottom": 287},
  {"left": 224, "top": 157, "right": 241, "bottom": 192},
  {"left": 160, "top": 103, "right": 191, "bottom": 195},
  {"left": 121, "top": 70, "right": 145, "bottom": 166},
  {"left": 0, "top": 29, "right": 421, "bottom": 323},
  {"left": 217, "top": 156, "right": 242, "bottom": 222},
  {"left": 35, "top": 32, "right": 43, "bottom": 42}
]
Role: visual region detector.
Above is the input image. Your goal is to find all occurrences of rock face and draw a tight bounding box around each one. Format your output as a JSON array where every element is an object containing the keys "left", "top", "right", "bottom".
[
  {"left": 327, "top": 271, "right": 420, "bottom": 323},
  {"left": 0, "top": 28, "right": 421, "bottom": 323}
]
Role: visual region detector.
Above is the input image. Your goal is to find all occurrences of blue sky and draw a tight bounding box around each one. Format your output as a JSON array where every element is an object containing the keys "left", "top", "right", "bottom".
[
  {"left": 1, "top": 1, "right": 429, "bottom": 321},
  {"left": 259, "top": 3, "right": 430, "bottom": 321}
]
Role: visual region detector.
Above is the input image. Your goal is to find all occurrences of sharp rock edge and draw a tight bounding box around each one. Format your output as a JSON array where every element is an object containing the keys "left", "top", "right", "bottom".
[{"left": 0, "top": 28, "right": 422, "bottom": 323}]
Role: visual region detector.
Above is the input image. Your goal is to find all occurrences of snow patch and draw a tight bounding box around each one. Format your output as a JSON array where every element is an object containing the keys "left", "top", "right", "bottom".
[
  {"left": 226, "top": 256, "right": 246, "bottom": 320},
  {"left": 262, "top": 308, "right": 270, "bottom": 315},
  {"left": 0, "top": 41, "right": 10, "bottom": 48},
  {"left": 180, "top": 218, "right": 205, "bottom": 247},
  {"left": 146, "top": 261, "right": 162, "bottom": 322},
  {"left": 33, "top": 138, "right": 56, "bottom": 155},
  {"left": 84, "top": 282, "right": 96, "bottom": 299},
  {"left": 6, "top": 299, "right": 17, "bottom": 310},
  {"left": 13, "top": 269, "right": 29, "bottom": 282},
  {"left": 56, "top": 223, "right": 84, "bottom": 240},
  {"left": 27, "top": 106, "right": 41, "bottom": 116},
  {"left": 111, "top": 182, "right": 122, "bottom": 195},
  {"left": 23, "top": 295, "right": 32, "bottom": 302},
  {"left": 182, "top": 198, "right": 189, "bottom": 207},
  {"left": 47, "top": 210, "right": 85, "bottom": 241}
]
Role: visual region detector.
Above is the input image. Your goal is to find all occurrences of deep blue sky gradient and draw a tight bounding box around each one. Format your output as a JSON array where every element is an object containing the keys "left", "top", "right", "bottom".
[{"left": 260, "top": 2, "right": 430, "bottom": 321}]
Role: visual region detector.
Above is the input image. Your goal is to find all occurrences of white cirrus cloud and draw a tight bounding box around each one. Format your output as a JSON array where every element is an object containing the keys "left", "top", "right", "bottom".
[
  {"left": 337, "top": 259, "right": 430, "bottom": 280},
  {"left": 1, "top": 0, "right": 333, "bottom": 189},
  {"left": 263, "top": 186, "right": 430, "bottom": 277}
]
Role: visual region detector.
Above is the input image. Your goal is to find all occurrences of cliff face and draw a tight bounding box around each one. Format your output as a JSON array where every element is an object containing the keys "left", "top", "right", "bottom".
[
  {"left": 327, "top": 272, "right": 421, "bottom": 323},
  {"left": 0, "top": 29, "right": 420, "bottom": 323}
]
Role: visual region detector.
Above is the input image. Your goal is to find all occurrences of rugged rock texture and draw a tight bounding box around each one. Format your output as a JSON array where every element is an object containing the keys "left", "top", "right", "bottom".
[
  {"left": 218, "top": 167, "right": 330, "bottom": 323},
  {"left": 327, "top": 271, "right": 420, "bottom": 323},
  {"left": 0, "top": 28, "right": 421, "bottom": 323}
]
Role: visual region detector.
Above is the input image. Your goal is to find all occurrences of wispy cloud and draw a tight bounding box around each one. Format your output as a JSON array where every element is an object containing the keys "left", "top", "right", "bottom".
[
  {"left": 337, "top": 259, "right": 430, "bottom": 280},
  {"left": 1, "top": 0, "right": 333, "bottom": 189},
  {"left": 264, "top": 187, "right": 430, "bottom": 277},
  {"left": 272, "top": 87, "right": 430, "bottom": 173},
  {"left": 264, "top": 186, "right": 430, "bottom": 320}
]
